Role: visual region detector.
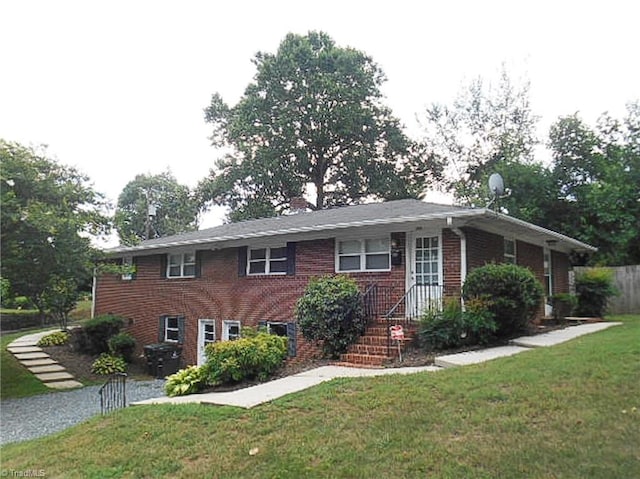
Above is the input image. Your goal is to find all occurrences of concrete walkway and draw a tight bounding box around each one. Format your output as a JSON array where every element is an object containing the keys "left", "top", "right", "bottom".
[
  {"left": 133, "top": 321, "right": 622, "bottom": 409},
  {"left": 7, "top": 330, "right": 83, "bottom": 389}
]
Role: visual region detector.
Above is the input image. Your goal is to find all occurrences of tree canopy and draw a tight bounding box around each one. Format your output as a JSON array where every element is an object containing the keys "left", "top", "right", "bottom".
[
  {"left": 0, "top": 140, "right": 109, "bottom": 324},
  {"left": 198, "top": 31, "right": 442, "bottom": 221},
  {"left": 114, "top": 171, "right": 199, "bottom": 245},
  {"left": 422, "top": 67, "right": 539, "bottom": 206}
]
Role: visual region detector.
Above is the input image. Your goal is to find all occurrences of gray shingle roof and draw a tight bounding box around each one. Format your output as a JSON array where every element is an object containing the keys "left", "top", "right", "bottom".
[
  {"left": 107, "top": 199, "right": 468, "bottom": 254},
  {"left": 106, "top": 198, "right": 596, "bottom": 255}
]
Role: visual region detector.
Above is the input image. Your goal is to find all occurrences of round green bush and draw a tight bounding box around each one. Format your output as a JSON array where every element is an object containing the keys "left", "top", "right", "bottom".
[
  {"left": 462, "top": 263, "right": 543, "bottom": 338},
  {"left": 295, "top": 275, "right": 366, "bottom": 358},
  {"left": 82, "top": 314, "right": 125, "bottom": 354},
  {"left": 575, "top": 268, "right": 618, "bottom": 317},
  {"left": 165, "top": 365, "right": 207, "bottom": 397},
  {"left": 202, "top": 332, "right": 287, "bottom": 385},
  {"left": 91, "top": 353, "right": 127, "bottom": 375},
  {"left": 108, "top": 332, "right": 136, "bottom": 363},
  {"left": 37, "top": 331, "right": 70, "bottom": 347}
]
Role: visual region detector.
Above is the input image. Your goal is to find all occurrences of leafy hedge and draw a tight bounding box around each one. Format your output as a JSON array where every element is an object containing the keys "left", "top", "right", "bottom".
[
  {"left": 295, "top": 275, "right": 366, "bottom": 358},
  {"left": 419, "top": 298, "right": 497, "bottom": 350},
  {"left": 74, "top": 314, "right": 125, "bottom": 354},
  {"left": 575, "top": 268, "right": 618, "bottom": 317},
  {"left": 202, "top": 331, "right": 287, "bottom": 385},
  {"left": 463, "top": 263, "right": 543, "bottom": 338}
]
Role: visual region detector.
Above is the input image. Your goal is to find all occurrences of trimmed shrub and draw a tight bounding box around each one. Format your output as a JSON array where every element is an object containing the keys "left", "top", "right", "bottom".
[
  {"left": 108, "top": 332, "right": 136, "bottom": 363},
  {"left": 551, "top": 293, "right": 577, "bottom": 322},
  {"left": 419, "top": 297, "right": 497, "bottom": 351},
  {"left": 91, "top": 353, "right": 127, "bottom": 375},
  {"left": 295, "top": 275, "right": 366, "bottom": 358},
  {"left": 463, "top": 263, "right": 544, "bottom": 338},
  {"left": 82, "top": 314, "right": 125, "bottom": 354},
  {"left": 575, "top": 268, "right": 618, "bottom": 317},
  {"left": 202, "top": 332, "right": 287, "bottom": 385},
  {"left": 165, "top": 365, "right": 207, "bottom": 397},
  {"left": 37, "top": 331, "right": 70, "bottom": 347}
]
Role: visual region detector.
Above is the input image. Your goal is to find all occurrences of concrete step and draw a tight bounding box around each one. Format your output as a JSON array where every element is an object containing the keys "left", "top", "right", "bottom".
[
  {"left": 349, "top": 344, "right": 396, "bottom": 356},
  {"left": 34, "top": 371, "right": 75, "bottom": 382},
  {"left": 27, "top": 364, "right": 66, "bottom": 374},
  {"left": 45, "top": 380, "right": 83, "bottom": 390},
  {"left": 19, "top": 358, "right": 59, "bottom": 367},
  {"left": 14, "top": 352, "right": 49, "bottom": 360},
  {"left": 7, "top": 346, "right": 43, "bottom": 354}
]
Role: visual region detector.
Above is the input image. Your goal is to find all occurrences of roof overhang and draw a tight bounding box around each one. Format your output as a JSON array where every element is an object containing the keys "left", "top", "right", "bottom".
[{"left": 105, "top": 208, "right": 596, "bottom": 257}]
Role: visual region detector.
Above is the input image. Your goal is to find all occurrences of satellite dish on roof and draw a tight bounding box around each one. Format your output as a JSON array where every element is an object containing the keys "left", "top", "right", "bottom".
[{"left": 488, "top": 173, "right": 505, "bottom": 196}]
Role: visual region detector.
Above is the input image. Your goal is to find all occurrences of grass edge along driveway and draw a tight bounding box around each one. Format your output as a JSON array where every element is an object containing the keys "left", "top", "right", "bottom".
[{"left": 1, "top": 315, "right": 639, "bottom": 478}]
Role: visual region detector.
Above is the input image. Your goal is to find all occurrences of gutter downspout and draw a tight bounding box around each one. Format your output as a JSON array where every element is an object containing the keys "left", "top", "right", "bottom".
[
  {"left": 450, "top": 226, "right": 467, "bottom": 308},
  {"left": 91, "top": 267, "right": 97, "bottom": 319}
]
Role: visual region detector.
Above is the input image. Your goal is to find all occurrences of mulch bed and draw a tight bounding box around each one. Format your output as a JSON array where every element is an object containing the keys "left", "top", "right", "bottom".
[{"left": 43, "top": 320, "right": 569, "bottom": 389}]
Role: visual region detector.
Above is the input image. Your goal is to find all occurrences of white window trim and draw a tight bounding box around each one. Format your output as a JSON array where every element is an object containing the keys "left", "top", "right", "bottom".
[
  {"left": 167, "top": 251, "right": 196, "bottom": 278},
  {"left": 222, "top": 320, "right": 241, "bottom": 341},
  {"left": 164, "top": 316, "right": 180, "bottom": 343},
  {"left": 121, "top": 256, "right": 133, "bottom": 281},
  {"left": 335, "top": 236, "right": 391, "bottom": 273},
  {"left": 247, "top": 245, "right": 288, "bottom": 276},
  {"left": 504, "top": 238, "right": 517, "bottom": 264}
]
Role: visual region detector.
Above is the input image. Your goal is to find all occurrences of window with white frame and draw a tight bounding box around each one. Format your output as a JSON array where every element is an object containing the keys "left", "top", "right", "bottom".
[
  {"left": 222, "top": 320, "right": 241, "bottom": 341},
  {"left": 337, "top": 237, "right": 391, "bottom": 272},
  {"left": 121, "top": 256, "right": 133, "bottom": 280},
  {"left": 167, "top": 252, "right": 196, "bottom": 278},
  {"left": 504, "top": 238, "right": 516, "bottom": 264},
  {"left": 164, "top": 316, "right": 180, "bottom": 342},
  {"left": 248, "top": 246, "right": 287, "bottom": 275}
]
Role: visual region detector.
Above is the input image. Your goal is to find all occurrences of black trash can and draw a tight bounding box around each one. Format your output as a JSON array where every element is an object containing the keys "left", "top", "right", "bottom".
[{"left": 143, "top": 343, "right": 182, "bottom": 378}]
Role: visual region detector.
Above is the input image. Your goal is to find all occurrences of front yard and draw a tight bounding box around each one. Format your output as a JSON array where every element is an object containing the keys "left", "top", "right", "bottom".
[{"left": 1, "top": 315, "right": 638, "bottom": 478}]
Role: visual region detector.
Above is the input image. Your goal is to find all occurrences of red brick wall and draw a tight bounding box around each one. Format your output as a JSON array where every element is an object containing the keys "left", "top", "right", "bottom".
[
  {"left": 442, "top": 229, "right": 461, "bottom": 297},
  {"left": 95, "top": 235, "right": 407, "bottom": 365},
  {"left": 464, "top": 227, "right": 504, "bottom": 270},
  {"left": 552, "top": 251, "right": 570, "bottom": 294}
]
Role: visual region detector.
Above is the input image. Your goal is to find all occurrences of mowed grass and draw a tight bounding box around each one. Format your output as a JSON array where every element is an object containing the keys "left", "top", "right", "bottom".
[
  {"left": 0, "top": 330, "right": 51, "bottom": 399},
  {"left": 2, "top": 315, "right": 639, "bottom": 478}
]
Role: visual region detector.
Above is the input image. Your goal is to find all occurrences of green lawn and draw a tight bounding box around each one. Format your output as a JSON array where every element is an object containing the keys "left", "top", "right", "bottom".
[
  {"left": 2, "top": 315, "right": 639, "bottom": 478},
  {"left": 0, "top": 330, "right": 52, "bottom": 399}
]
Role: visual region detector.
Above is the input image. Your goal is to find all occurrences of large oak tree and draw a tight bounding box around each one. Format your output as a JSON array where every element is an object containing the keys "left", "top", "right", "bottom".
[{"left": 199, "top": 31, "right": 441, "bottom": 221}]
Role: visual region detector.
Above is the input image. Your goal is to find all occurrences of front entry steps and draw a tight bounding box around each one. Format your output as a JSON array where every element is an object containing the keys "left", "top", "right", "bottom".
[
  {"left": 7, "top": 331, "right": 83, "bottom": 390},
  {"left": 338, "top": 320, "right": 417, "bottom": 367}
]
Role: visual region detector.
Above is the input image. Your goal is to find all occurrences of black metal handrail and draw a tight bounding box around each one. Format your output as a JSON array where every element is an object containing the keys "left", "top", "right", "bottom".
[
  {"left": 383, "top": 283, "right": 444, "bottom": 356},
  {"left": 362, "top": 283, "right": 395, "bottom": 324},
  {"left": 98, "top": 373, "right": 127, "bottom": 415}
]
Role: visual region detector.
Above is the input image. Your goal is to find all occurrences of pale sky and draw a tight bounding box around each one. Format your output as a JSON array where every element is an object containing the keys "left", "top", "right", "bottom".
[{"left": 2, "top": 0, "right": 638, "bottom": 235}]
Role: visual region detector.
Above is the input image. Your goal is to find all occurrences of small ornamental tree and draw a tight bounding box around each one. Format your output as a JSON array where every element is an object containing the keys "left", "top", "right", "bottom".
[
  {"left": 295, "top": 275, "right": 366, "bottom": 358},
  {"left": 463, "top": 263, "right": 544, "bottom": 338}
]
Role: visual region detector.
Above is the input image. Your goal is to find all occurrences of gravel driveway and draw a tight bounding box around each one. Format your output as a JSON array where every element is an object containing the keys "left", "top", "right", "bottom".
[{"left": 1, "top": 379, "right": 166, "bottom": 446}]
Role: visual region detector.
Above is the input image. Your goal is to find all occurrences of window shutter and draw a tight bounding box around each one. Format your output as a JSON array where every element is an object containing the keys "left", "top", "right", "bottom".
[
  {"left": 257, "top": 320, "right": 267, "bottom": 332},
  {"left": 238, "top": 246, "right": 248, "bottom": 277},
  {"left": 177, "top": 316, "right": 186, "bottom": 344},
  {"left": 195, "top": 251, "right": 203, "bottom": 278},
  {"left": 286, "top": 322, "right": 297, "bottom": 357},
  {"left": 160, "top": 254, "right": 168, "bottom": 277},
  {"left": 286, "top": 242, "right": 296, "bottom": 276},
  {"left": 158, "top": 316, "right": 166, "bottom": 342}
]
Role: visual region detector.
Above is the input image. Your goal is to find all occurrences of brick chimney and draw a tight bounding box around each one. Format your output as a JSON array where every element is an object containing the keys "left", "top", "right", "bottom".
[{"left": 290, "top": 197, "right": 308, "bottom": 214}]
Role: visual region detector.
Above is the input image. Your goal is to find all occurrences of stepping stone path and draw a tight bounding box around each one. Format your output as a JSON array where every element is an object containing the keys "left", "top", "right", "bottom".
[{"left": 6, "top": 331, "right": 83, "bottom": 390}]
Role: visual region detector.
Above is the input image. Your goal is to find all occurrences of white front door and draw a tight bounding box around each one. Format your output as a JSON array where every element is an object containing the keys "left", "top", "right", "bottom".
[
  {"left": 407, "top": 233, "right": 443, "bottom": 318},
  {"left": 197, "top": 319, "right": 216, "bottom": 366}
]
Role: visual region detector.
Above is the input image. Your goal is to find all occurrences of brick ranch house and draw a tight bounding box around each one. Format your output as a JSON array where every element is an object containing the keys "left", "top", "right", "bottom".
[{"left": 94, "top": 199, "right": 595, "bottom": 367}]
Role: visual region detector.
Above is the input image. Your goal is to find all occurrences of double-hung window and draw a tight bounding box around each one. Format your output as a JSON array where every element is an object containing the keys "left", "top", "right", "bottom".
[
  {"left": 121, "top": 256, "right": 133, "bottom": 280},
  {"left": 222, "top": 320, "right": 241, "bottom": 341},
  {"left": 504, "top": 238, "right": 516, "bottom": 264},
  {"left": 248, "top": 246, "right": 287, "bottom": 275},
  {"left": 337, "top": 237, "right": 391, "bottom": 272},
  {"left": 164, "top": 316, "right": 180, "bottom": 342},
  {"left": 167, "top": 252, "right": 196, "bottom": 278}
]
